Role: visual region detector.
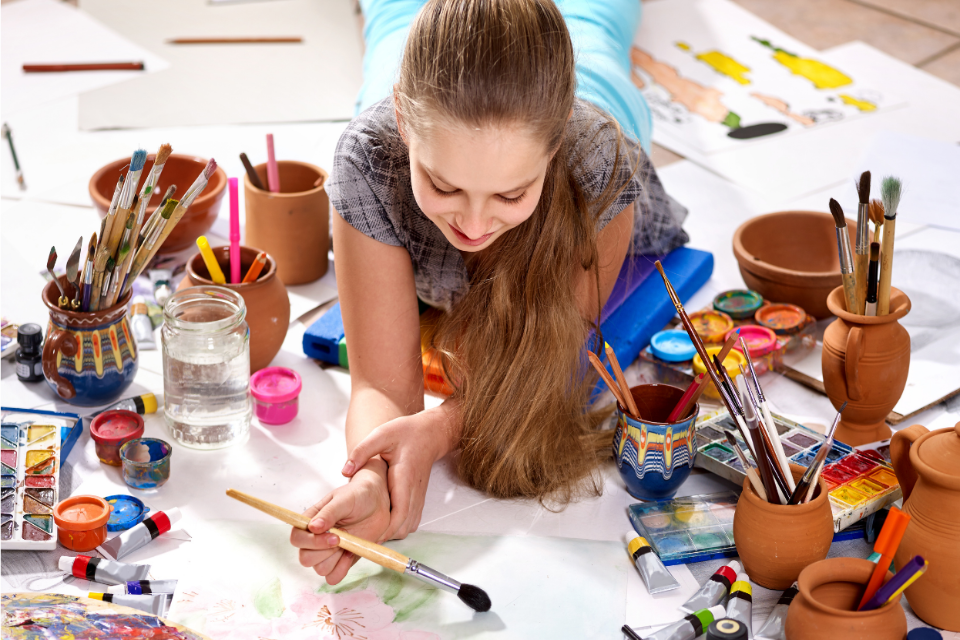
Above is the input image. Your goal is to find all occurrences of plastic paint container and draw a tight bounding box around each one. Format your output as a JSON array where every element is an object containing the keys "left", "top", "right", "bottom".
[
  {"left": 119, "top": 438, "right": 172, "bottom": 490},
  {"left": 727, "top": 325, "right": 783, "bottom": 376},
  {"left": 713, "top": 290, "right": 764, "bottom": 320},
  {"left": 105, "top": 494, "right": 150, "bottom": 532},
  {"left": 53, "top": 495, "right": 112, "bottom": 552},
  {"left": 755, "top": 303, "right": 807, "bottom": 335},
  {"left": 689, "top": 309, "right": 735, "bottom": 343},
  {"left": 250, "top": 367, "right": 302, "bottom": 425},
  {"left": 692, "top": 346, "right": 747, "bottom": 400},
  {"left": 90, "top": 410, "right": 145, "bottom": 466},
  {"left": 650, "top": 330, "right": 697, "bottom": 362}
]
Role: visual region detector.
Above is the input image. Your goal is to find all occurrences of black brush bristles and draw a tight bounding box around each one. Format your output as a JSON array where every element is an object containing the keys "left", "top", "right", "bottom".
[
  {"left": 857, "top": 171, "right": 871, "bottom": 205},
  {"left": 828, "top": 198, "right": 845, "bottom": 228},
  {"left": 457, "top": 583, "right": 492, "bottom": 612}
]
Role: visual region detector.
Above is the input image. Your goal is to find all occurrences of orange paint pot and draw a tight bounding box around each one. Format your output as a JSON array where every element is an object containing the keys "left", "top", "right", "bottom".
[{"left": 53, "top": 495, "right": 112, "bottom": 552}]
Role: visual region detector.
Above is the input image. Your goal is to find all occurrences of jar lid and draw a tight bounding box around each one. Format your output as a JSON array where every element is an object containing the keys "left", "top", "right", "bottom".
[
  {"left": 916, "top": 423, "right": 960, "bottom": 480},
  {"left": 90, "top": 410, "right": 145, "bottom": 444},
  {"left": 713, "top": 290, "right": 764, "bottom": 319},
  {"left": 105, "top": 494, "right": 150, "bottom": 532},
  {"left": 689, "top": 310, "right": 734, "bottom": 343},
  {"left": 250, "top": 367, "right": 302, "bottom": 404},
  {"left": 53, "top": 495, "right": 112, "bottom": 531},
  {"left": 728, "top": 325, "right": 778, "bottom": 357},
  {"left": 17, "top": 323, "right": 43, "bottom": 350},
  {"left": 692, "top": 345, "right": 747, "bottom": 376},
  {"left": 755, "top": 303, "right": 806, "bottom": 334},
  {"left": 650, "top": 330, "right": 697, "bottom": 362}
]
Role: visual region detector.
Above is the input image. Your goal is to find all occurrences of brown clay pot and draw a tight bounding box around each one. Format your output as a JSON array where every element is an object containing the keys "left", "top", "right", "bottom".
[
  {"left": 89, "top": 153, "right": 228, "bottom": 254},
  {"left": 890, "top": 422, "right": 960, "bottom": 631},
  {"left": 785, "top": 558, "right": 906, "bottom": 640},
  {"left": 178, "top": 246, "right": 290, "bottom": 372},
  {"left": 822, "top": 286, "right": 911, "bottom": 446},
  {"left": 244, "top": 161, "right": 329, "bottom": 285},
  {"left": 732, "top": 211, "right": 866, "bottom": 319},
  {"left": 733, "top": 463, "right": 833, "bottom": 589}
]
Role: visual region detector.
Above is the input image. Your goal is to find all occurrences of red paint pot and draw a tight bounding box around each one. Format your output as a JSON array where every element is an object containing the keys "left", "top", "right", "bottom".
[
  {"left": 727, "top": 325, "right": 778, "bottom": 357},
  {"left": 53, "top": 495, "right": 112, "bottom": 552},
  {"left": 90, "top": 410, "right": 145, "bottom": 466}
]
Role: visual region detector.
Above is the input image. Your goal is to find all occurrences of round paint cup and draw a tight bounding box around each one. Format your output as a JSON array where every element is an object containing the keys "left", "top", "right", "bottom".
[
  {"left": 650, "top": 330, "right": 697, "bottom": 362},
  {"left": 53, "top": 495, "right": 112, "bottom": 552},
  {"left": 689, "top": 309, "right": 735, "bottom": 343},
  {"left": 713, "top": 289, "right": 764, "bottom": 320},
  {"left": 728, "top": 325, "right": 778, "bottom": 357},
  {"left": 692, "top": 346, "right": 747, "bottom": 399},
  {"left": 90, "top": 410, "right": 145, "bottom": 466},
  {"left": 250, "top": 366, "right": 302, "bottom": 425},
  {"left": 119, "top": 438, "right": 172, "bottom": 490},
  {"left": 105, "top": 494, "right": 150, "bottom": 532}
]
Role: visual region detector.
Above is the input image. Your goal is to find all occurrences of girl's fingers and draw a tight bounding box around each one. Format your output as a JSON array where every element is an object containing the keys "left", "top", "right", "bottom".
[
  {"left": 308, "top": 491, "right": 357, "bottom": 534},
  {"left": 299, "top": 547, "right": 340, "bottom": 570},
  {"left": 325, "top": 551, "right": 358, "bottom": 586},
  {"left": 342, "top": 425, "right": 397, "bottom": 477},
  {"left": 291, "top": 528, "right": 341, "bottom": 551}
]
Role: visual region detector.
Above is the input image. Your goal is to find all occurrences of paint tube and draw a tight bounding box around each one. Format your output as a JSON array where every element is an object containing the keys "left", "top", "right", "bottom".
[
  {"left": 645, "top": 605, "right": 726, "bottom": 640},
  {"left": 107, "top": 579, "right": 178, "bottom": 595},
  {"left": 100, "top": 508, "right": 181, "bottom": 560},
  {"left": 706, "top": 618, "right": 748, "bottom": 640},
  {"left": 59, "top": 555, "right": 150, "bottom": 586},
  {"left": 680, "top": 560, "right": 740, "bottom": 614},
  {"left": 150, "top": 269, "right": 173, "bottom": 308},
  {"left": 754, "top": 582, "right": 798, "bottom": 640},
  {"left": 130, "top": 296, "right": 156, "bottom": 350},
  {"left": 624, "top": 530, "right": 680, "bottom": 594},
  {"left": 87, "top": 592, "right": 171, "bottom": 617},
  {"left": 725, "top": 575, "right": 753, "bottom": 639}
]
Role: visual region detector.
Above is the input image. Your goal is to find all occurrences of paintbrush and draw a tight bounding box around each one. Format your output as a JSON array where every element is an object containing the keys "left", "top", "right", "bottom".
[
  {"left": 723, "top": 430, "right": 767, "bottom": 501},
  {"left": 669, "top": 329, "right": 741, "bottom": 422},
  {"left": 65, "top": 237, "right": 83, "bottom": 310},
  {"left": 740, "top": 354, "right": 794, "bottom": 493},
  {"left": 869, "top": 198, "right": 884, "bottom": 242},
  {"left": 139, "top": 187, "right": 176, "bottom": 248},
  {"left": 225, "top": 489, "right": 492, "bottom": 612},
  {"left": 877, "top": 176, "right": 902, "bottom": 316},
  {"left": 786, "top": 402, "right": 845, "bottom": 504},
  {"left": 587, "top": 351, "right": 630, "bottom": 413},
  {"left": 829, "top": 198, "right": 858, "bottom": 314},
  {"left": 738, "top": 365, "right": 792, "bottom": 495},
  {"left": 854, "top": 172, "right": 871, "bottom": 314},
  {"left": 240, "top": 152, "right": 265, "bottom": 190},
  {"left": 47, "top": 247, "right": 69, "bottom": 308},
  {"left": 734, "top": 370, "right": 787, "bottom": 503},
  {"left": 81, "top": 234, "right": 97, "bottom": 311},
  {"left": 105, "top": 151, "right": 147, "bottom": 259},
  {"left": 605, "top": 342, "right": 639, "bottom": 418},
  {"left": 864, "top": 242, "right": 880, "bottom": 316},
  {"left": 132, "top": 144, "right": 172, "bottom": 245}
]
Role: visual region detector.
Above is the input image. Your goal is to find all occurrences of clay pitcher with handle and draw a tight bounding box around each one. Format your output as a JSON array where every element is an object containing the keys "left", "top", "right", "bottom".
[{"left": 890, "top": 422, "right": 960, "bottom": 632}]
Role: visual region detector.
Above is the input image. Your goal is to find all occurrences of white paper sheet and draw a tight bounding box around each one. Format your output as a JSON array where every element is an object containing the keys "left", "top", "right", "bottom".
[{"left": 0, "top": 0, "right": 170, "bottom": 117}]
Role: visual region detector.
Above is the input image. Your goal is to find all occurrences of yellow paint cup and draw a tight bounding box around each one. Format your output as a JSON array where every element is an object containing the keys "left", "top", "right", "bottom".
[{"left": 692, "top": 346, "right": 748, "bottom": 399}]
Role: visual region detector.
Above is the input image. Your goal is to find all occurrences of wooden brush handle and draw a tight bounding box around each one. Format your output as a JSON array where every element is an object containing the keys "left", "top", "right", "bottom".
[
  {"left": 604, "top": 344, "right": 640, "bottom": 417},
  {"left": 226, "top": 489, "right": 410, "bottom": 574},
  {"left": 853, "top": 253, "right": 869, "bottom": 314},
  {"left": 587, "top": 352, "right": 629, "bottom": 412},
  {"left": 877, "top": 218, "right": 895, "bottom": 316},
  {"left": 841, "top": 272, "right": 859, "bottom": 315}
]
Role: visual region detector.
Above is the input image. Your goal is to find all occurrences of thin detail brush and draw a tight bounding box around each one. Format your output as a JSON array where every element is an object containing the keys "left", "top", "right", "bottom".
[
  {"left": 724, "top": 430, "right": 767, "bottom": 501},
  {"left": 877, "top": 177, "right": 902, "bottom": 316},
  {"left": 865, "top": 242, "right": 880, "bottom": 316},
  {"left": 855, "top": 172, "right": 871, "bottom": 314},
  {"left": 82, "top": 234, "right": 96, "bottom": 311},
  {"left": 829, "top": 198, "right": 858, "bottom": 314},
  {"left": 740, "top": 355, "right": 794, "bottom": 493},
  {"left": 47, "top": 247, "right": 69, "bottom": 308},
  {"left": 605, "top": 342, "right": 639, "bottom": 418},
  {"left": 736, "top": 372, "right": 787, "bottom": 503},
  {"left": 787, "top": 403, "right": 845, "bottom": 505}
]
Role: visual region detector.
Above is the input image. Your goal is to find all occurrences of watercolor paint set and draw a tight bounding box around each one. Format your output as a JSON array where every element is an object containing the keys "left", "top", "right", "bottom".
[
  {"left": 627, "top": 491, "right": 739, "bottom": 565},
  {"left": 1, "top": 406, "right": 83, "bottom": 463}
]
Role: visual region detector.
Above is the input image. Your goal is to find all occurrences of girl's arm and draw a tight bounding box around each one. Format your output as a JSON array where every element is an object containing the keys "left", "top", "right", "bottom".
[{"left": 576, "top": 203, "right": 635, "bottom": 319}]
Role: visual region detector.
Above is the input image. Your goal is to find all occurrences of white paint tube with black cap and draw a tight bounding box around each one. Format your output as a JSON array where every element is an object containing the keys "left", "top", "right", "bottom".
[
  {"left": 624, "top": 531, "right": 680, "bottom": 594},
  {"left": 107, "top": 579, "right": 178, "bottom": 595},
  {"left": 59, "top": 555, "right": 150, "bottom": 586},
  {"left": 101, "top": 508, "right": 181, "bottom": 560},
  {"left": 725, "top": 574, "right": 753, "bottom": 638},
  {"left": 680, "top": 560, "right": 740, "bottom": 614},
  {"left": 754, "top": 582, "right": 798, "bottom": 640},
  {"left": 87, "top": 591, "right": 171, "bottom": 617},
  {"left": 645, "top": 605, "right": 727, "bottom": 640}
]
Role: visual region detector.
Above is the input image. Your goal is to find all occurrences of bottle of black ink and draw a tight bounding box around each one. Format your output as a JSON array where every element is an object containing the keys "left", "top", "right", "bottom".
[{"left": 16, "top": 323, "right": 44, "bottom": 382}]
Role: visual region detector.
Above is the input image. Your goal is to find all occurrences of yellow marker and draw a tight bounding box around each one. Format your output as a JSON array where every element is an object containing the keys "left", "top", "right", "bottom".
[{"left": 196, "top": 236, "right": 226, "bottom": 285}]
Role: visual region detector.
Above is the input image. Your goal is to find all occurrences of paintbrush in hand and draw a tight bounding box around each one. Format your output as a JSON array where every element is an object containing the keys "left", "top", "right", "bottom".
[
  {"left": 877, "top": 176, "right": 902, "bottom": 316},
  {"left": 226, "top": 489, "right": 492, "bottom": 612},
  {"left": 829, "top": 199, "right": 858, "bottom": 314},
  {"left": 854, "top": 172, "right": 871, "bottom": 314}
]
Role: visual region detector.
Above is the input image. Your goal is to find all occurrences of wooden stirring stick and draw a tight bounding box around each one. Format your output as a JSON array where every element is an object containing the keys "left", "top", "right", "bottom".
[
  {"left": 587, "top": 351, "right": 630, "bottom": 413},
  {"left": 605, "top": 342, "right": 640, "bottom": 418}
]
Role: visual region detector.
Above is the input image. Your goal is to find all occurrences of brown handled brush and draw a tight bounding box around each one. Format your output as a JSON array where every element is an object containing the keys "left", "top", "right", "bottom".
[
  {"left": 226, "top": 489, "right": 492, "bottom": 612},
  {"left": 829, "top": 199, "right": 859, "bottom": 314},
  {"left": 877, "top": 177, "right": 902, "bottom": 316}
]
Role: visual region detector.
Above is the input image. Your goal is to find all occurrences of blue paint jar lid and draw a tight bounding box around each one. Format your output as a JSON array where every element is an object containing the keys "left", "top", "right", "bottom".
[
  {"left": 105, "top": 494, "right": 150, "bottom": 532},
  {"left": 650, "top": 330, "right": 697, "bottom": 362}
]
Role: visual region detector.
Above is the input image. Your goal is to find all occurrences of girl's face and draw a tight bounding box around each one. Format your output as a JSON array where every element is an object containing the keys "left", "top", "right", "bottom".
[{"left": 405, "top": 121, "right": 552, "bottom": 252}]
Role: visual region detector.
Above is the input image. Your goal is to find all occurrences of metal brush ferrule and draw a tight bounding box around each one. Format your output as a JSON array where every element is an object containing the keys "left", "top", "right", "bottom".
[
  {"left": 856, "top": 203, "right": 869, "bottom": 253},
  {"left": 836, "top": 229, "right": 855, "bottom": 274},
  {"left": 405, "top": 560, "right": 461, "bottom": 594}
]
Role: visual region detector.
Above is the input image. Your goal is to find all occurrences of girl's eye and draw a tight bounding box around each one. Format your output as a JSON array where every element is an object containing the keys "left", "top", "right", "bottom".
[
  {"left": 497, "top": 192, "right": 526, "bottom": 205},
  {"left": 431, "top": 182, "right": 457, "bottom": 196}
]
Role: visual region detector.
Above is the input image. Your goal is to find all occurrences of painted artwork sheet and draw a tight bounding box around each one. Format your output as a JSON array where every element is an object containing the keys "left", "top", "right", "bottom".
[
  {"left": 162, "top": 522, "right": 627, "bottom": 640},
  {"left": 632, "top": 0, "right": 903, "bottom": 154}
]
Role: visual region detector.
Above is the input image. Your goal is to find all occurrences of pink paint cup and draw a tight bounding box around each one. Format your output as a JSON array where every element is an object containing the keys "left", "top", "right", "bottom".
[{"left": 250, "top": 367, "right": 302, "bottom": 425}]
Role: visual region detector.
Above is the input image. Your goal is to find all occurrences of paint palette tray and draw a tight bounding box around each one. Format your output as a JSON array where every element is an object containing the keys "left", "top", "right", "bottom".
[
  {"left": 627, "top": 491, "right": 739, "bottom": 565},
  {"left": 1, "top": 410, "right": 65, "bottom": 549}
]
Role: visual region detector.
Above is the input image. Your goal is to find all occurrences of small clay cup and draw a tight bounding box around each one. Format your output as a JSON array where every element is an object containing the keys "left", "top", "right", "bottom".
[
  {"left": 179, "top": 245, "right": 290, "bottom": 372},
  {"left": 733, "top": 463, "right": 833, "bottom": 589},
  {"left": 785, "top": 558, "right": 906, "bottom": 640},
  {"left": 244, "top": 161, "right": 329, "bottom": 285},
  {"left": 822, "top": 286, "right": 911, "bottom": 446},
  {"left": 733, "top": 211, "right": 866, "bottom": 319},
  {"left": 89, "top": 153, "right": 228, "bottom": 254}
]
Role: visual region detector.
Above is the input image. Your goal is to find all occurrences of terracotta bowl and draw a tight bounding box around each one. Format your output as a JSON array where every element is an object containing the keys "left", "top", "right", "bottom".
[
  {"left": 785, "top": 558, "right": 906, "bottom": 640},
  {"left": 732, "top": 211, "right": 867, "bottom": 319},
  {"left": 89, "top": 153, "right": 228, "bottom": 254}
]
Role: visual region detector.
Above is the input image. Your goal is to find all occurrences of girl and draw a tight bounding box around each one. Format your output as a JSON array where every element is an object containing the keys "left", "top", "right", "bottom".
[{"left": 291, "top": 0, "right": 688, "bottom": 585}]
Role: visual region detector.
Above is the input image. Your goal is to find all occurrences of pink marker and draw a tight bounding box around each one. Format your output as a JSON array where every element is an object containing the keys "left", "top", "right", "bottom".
[
  {"left": 266, "top": 133, "right": 279, "bottom": 193},
  {"left": 229, "top": 177, "right": 240, "bottom": 283}
]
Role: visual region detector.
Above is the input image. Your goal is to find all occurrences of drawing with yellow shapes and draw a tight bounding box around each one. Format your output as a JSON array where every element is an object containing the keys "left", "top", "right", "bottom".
[{"left": 752, "top": 37, "right": 852, "bottom": 89}]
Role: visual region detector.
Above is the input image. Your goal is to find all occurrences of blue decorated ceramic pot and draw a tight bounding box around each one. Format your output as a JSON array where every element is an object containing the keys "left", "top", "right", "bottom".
[
  {"left": 42, "top": 278, "right": 138, "bottom": 407},
  {"left": 612, "top": 383, "right": 699, "bottom": 500}
]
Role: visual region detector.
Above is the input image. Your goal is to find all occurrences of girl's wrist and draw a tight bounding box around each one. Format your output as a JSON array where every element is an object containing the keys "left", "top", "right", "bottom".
[{"left": 424, "top": 399, "right": 461, "bottom": 462}]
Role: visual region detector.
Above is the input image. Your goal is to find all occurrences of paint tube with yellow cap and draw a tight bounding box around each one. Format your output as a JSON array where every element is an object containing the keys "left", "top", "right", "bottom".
[
  {"left": 624, "top": 530, "right": 680, "bottom": 594},
  {"left": 87, "top": 591, "right": 171, "bottom": 617},
  {"left": 725, "top": 575, "right": 753, "bottom": 638},
  {"left": 754, "top": 582, "right": 798, "bottom": 640},
  {"left": 90, "top": 393, "right": 159, "bottom": 419}
]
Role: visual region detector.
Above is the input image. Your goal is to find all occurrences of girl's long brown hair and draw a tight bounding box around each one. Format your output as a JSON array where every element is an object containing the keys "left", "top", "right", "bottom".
[{"left": 396, "top": 0, "right": 636, "bottom": 503}]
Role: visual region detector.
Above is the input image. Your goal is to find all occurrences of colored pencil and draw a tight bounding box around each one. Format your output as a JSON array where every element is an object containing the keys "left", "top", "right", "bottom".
[
  {"left": 242, "top": 251, "right": 268, "bottom": 283},
  {"left": 229, "top": 177, "right": 240, "bottom": 284},
  {"left": 196, "top": 236, "right": 226, "bottom": 285},
  {"left": 167, "top": 37, "right": 303, "bottom": 44},
  {"left": 240, "top": 152, "right": 265, "bottom": 190},
  {"left": 266, "top": 134, "right": 280, "bottom": 193},
  {"left": 877, "top": 177, "right": 902, "bottom": 316},
  {"left": 854, "top": 172, "right": 871, "bottom": 315},
  {"left": 667, "top": 373, "right": 704, "bottom": 422},
  {"left": 858, "top": 506, "right": 911, "bottom": 609},
  {"left": 860, "top": 555, "right": 927, "bottom": 611},
  {"left": 22, "top": 62, "right": 144, "bottom": 72},
  {"left": 2, "top": 123, "right": 25, "bottom": 190},
  {"left": 605, "top": 342, "right": 639, "bottom": 418}
]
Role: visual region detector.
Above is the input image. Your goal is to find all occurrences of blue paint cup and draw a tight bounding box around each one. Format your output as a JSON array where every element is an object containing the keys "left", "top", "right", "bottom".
[
  {"left": 612, "top": 384, "right": 699, "bottom": 500},
  {"left": 119, "top": 438, "right": 171, "bottom": 490}
]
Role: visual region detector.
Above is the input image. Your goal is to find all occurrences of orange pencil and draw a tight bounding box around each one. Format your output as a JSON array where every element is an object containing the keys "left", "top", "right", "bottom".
[
  {"left": 858, "top": 506, "right": 911, "bottom": 609},
  {"left": 241, "top": 251, "right": 267, "bottom": 283}
]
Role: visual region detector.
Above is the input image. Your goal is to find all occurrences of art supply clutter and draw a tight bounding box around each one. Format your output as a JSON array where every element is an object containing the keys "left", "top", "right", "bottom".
[{"left": 627, "top": 492, "right": 739, "bottom": 565}]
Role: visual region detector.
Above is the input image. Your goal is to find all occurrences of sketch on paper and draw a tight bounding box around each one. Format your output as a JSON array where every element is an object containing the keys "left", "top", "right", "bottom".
[{"left": 631, "top": 0, "right": 903, "bottom": 154}]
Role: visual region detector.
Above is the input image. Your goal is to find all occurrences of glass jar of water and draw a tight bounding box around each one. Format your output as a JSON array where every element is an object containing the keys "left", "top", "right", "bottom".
[{"left": 162, "top": 286, "right": 251, "bottom": 448}]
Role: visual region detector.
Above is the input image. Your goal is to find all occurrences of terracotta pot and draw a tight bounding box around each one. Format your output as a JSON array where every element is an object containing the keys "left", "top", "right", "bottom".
[
  {"left": 822, "top": 286, "right": 911, "bottom": 446},
  {"left": 733, "top": 211, "right": 867, "bottom": 319},
  {"left": 890, "top": 423, "right": 960, "bottom": 631},
  {"left": 733, "top": 463, "right": 833, "bottom": 589},
  {"left": 785, "top": 558, "right": 906, "bottom": 640},
  {"left": 89, "top": 153, "right": 228, "bottom": 254},
  {"left": 179, "top": 246, "right": 290, "bottom": 372},
  {"left": 244, "top": 161, "right": 329, "bottom": 285}
]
